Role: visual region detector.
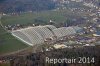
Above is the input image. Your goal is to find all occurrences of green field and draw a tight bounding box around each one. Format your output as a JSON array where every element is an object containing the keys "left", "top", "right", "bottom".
[
  {"left": 0, "top": 25, "right": 28, "bottom": 55},
  {"left": 1, "top": 9, "right": 84, "bottom": 26},
  {"left": 0, "top": 62, "right": 10, "bottom": 66}
]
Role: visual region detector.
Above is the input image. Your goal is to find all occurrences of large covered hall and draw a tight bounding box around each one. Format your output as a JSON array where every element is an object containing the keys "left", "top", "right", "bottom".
[{"left": 11, "top": 25, "right": 83, "bottom": 46}]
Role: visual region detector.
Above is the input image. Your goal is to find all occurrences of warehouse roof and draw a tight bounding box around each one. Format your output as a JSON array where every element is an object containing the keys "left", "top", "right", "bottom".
[{"left": 11, "top": 25, "right": 83, "bottom": 46}]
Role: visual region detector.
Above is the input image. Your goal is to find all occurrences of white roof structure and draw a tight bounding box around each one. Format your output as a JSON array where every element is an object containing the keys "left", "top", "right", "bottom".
[
  {"left": 11, "top": 25, "right": 56, "bottom": 46},
  {"left": 11, "top": 25, "right": 82, "bottom": 46},
  {"left": 44, "top": 25, "right": 56, "bottom": 30},
  {"left": 52, "top": 27, "right": 76, "bottom": 38},
  {"left": 72, "top": 26, "right": 83, "bottom": 33},
  {"left": 53, "top": 44, "right": 68, "bottom": 49},
  {"left": 32, "top": 26, "right": 54, "bottom": 39}
]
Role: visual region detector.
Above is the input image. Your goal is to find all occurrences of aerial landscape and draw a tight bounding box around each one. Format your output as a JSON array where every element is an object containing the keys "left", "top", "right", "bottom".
[{"left": 0, "top": 0, "right": 100, "bottom": 66}]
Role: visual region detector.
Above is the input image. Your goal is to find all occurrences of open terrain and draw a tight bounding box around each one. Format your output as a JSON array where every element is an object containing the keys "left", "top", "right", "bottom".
[
  {"left": 1, "top": 9, "right": 90, "bottom": 26},
  {"left": 0, "top": 24, "right": 28, "bottom": 55}
]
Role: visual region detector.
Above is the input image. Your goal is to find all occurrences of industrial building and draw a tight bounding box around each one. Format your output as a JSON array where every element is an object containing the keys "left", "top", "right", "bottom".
[{"left": 11, "top": 25, "right": 82, "bottom": 46}]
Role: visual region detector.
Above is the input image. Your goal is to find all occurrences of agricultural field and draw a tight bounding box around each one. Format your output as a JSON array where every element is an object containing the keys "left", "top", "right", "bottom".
[
  {"left": 0, "top": 62, "right": 10, "bottom": 66},
  {"left": 1, "top": 9, "right": 89, "bottom": 26},
  {"left": 0, "top": 25, "right": 28, "bottom": 55}
]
